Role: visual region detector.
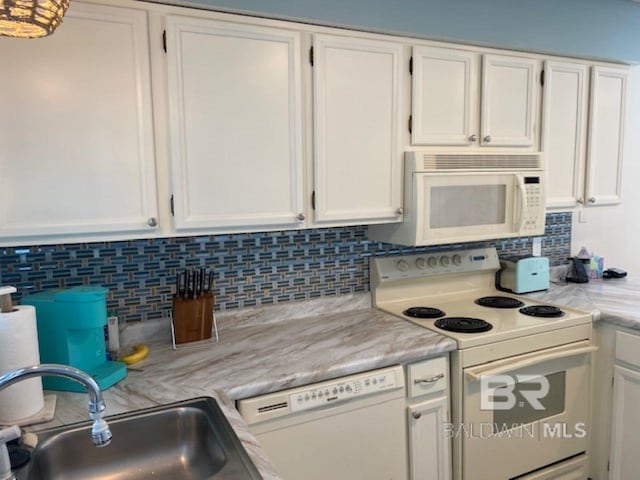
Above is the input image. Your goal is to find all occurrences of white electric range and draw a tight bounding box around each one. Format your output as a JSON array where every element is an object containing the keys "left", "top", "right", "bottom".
[{"left": 371, "top": 247, "right": 595, "bottom": 480}]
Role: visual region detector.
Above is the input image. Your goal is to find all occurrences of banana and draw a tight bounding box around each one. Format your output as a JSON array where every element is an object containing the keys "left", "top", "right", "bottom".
[{"left": 119, "top": 343, "right": 149, "bottom": 365}]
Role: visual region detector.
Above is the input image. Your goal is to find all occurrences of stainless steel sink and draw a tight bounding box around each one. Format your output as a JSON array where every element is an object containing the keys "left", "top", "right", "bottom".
[{"left": 15, "top": 397, "right": 262, "bottom": 479}]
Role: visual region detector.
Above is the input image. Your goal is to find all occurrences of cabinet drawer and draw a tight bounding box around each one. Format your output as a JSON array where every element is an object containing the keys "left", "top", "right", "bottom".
[
  {"left": 407, "top": 356, "right": 447, "bottom": 398},
  {"left": 616, "top": 330, "right": 640, "bottom": 367}
]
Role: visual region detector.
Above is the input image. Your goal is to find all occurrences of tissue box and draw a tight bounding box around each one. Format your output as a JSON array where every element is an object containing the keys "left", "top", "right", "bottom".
[{"left": 589, "top": 256, "right": 604, "bottom": 279}]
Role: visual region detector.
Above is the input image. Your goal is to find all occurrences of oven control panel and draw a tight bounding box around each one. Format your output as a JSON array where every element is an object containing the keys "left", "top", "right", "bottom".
[
  {"left": 372, "top": 247, "right": 500, "bottom": 282},
  {"left": 289, "top": 368, "right": 401, "bottom": 413}
]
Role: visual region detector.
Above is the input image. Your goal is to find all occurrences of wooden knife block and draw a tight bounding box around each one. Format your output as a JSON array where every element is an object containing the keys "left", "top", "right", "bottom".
[{"left": 172, "top": 294, "right": 215, "bottom": 344}]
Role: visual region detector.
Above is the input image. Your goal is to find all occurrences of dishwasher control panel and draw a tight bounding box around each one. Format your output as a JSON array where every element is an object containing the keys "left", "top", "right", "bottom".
[{"left": 289, "top": 369, "right": 400, "bottom": 412}]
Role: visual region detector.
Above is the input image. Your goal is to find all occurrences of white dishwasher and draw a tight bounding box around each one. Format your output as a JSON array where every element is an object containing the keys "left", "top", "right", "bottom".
[{"left": 237, "top": 365, "right": 408, "bottom": 480}]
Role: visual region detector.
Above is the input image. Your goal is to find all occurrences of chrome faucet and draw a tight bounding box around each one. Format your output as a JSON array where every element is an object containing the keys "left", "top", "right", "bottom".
[{"left": 0, "top": 364, "right": 112, "bottom": 447}]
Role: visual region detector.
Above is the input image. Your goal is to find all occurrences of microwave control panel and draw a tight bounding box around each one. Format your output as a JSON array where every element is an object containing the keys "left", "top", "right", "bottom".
[{"left": 522, "top": 177, "right": 543, "bottom": 232}]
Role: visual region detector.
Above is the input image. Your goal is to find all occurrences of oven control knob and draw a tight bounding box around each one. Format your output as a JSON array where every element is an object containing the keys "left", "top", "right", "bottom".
[
  {"left": 452, "top": 254, "right": 462, "bottom": 266},
  {"left": 415, "top": 257, "right": 427, "bottom": 269},
  {"left": 396, "top": 259, "right": 410, "bottom": 272},
  {"left": 440, "top": 256, "right": 450, "bottom": 267},
  {"left": 427, "top": 257, "right": 438, "bottom": 268}
]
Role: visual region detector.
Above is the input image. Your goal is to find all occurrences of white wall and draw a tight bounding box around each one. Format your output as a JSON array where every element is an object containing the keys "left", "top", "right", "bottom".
[
  {"left": 151, "top": 0, "right": 640, "bottom": 63},
  {"left": 572, "top": 66, "right": 640, "bottom": 275}
]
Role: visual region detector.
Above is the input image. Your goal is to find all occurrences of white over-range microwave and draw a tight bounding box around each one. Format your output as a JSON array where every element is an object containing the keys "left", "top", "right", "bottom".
[{"left": 369, "top": 152, "right": 546, "bottom": 246}]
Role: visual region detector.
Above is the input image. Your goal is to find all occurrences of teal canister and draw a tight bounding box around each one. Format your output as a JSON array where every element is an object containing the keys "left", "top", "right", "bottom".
[{"left": 21, "top": 286, "right": 126, "bottom": 392}]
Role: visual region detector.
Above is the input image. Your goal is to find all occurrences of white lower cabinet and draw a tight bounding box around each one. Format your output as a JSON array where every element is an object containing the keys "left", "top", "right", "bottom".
[
  {"left": 610, "top": 365, "right": 640, "bottom": 480},
  {"left": 406, "top": 357, "right": 451, "bottom": 480},
  {"left": 408, "top": 396, "right": 450, "bottom": 480},
  {"left": 609, "top": 331, "right": 640, "bottom": 480}
]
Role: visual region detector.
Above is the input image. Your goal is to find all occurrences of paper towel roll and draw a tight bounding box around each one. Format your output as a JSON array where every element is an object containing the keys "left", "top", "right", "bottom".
[{"left": 0, "top": 305, "right": 44, "bottom": 422}]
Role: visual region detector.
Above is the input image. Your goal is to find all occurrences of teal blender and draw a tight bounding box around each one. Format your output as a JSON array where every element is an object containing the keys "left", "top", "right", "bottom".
[{"left": 22, "top": 286, "right": 126, "bottom": 392}]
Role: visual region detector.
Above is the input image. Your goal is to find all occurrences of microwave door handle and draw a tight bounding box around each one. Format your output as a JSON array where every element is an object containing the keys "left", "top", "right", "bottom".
[
  {"left": 515, "top": 175, "right": 527, "bottom": 233},
  {"left": 465, "top": 344, "right": 598, "bottom": 381}
]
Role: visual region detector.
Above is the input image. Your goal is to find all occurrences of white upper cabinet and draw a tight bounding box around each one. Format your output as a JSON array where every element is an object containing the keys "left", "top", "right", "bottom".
[
  {"left": 165, "top": 16, "right": 304, "bottom": 231},
  {"left": 542, "top": 61, "right": 589, "bottom": 208},
  {"left": 312, "top": 34, "right": 404, "bottom": 225},
  {"left": 586, "top": 66, "right": 627, "bottom": 206},
  {"left": 481, "top": 55, "right": 538, "bottom": 147},
  {"left": 411, "top": 46, "right": 479, "bottom": 146},
  {"left": 411, "top": 48, "right": 540, "bottom": 150},
  {"left": 0, "top": 2, "right": 158, "bottom": 239}
]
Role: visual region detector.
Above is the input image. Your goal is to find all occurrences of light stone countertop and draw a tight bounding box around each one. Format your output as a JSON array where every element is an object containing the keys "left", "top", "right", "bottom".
[
  {"left": 528, "top": 274, "right": 640, "bottom": 330},
  {"left": 26, "top": 293, "right": 456, "bottom": 480}
]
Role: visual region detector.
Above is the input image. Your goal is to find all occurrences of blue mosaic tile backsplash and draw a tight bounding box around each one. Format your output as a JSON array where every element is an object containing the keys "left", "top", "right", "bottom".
[{"left": 0, "top": 212, "right": 571, "bottom": 323}]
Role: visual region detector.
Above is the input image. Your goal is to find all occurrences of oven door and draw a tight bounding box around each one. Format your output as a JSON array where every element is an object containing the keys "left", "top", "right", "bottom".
[
  {"left": 415, "top": 172, "right": 523, "bottom": 245},
  {"left": 461, "top": 341, "right": 596, "bottom": 480}
]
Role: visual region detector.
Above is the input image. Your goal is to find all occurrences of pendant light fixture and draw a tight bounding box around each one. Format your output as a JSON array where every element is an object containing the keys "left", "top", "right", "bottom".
[{"left": 0, "top": 1, "right": 70, "bottom": 38}]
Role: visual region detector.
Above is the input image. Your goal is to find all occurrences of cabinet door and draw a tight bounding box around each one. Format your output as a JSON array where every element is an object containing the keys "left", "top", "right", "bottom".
[
  {"left": 166, "top": 17, "right": 304, "bottom": 230},
  {"left": 313, "top": 34, "right": 403, "bottom": 225},
  {"left": 408, "top": 396, "right": 451, "bottom": 480},
  {"left": 411, "top": 46, "right": 479, "bottom": 146},
  {"left": 586, "top": 66, "right": 627, "bottom": 206},
  {"left": 610, "top": 365, "right": 640, "bottom": 480},
  {"left": 481, "top": 55, "right": 538, "bottom": 147},
  {"left": 0, "top": 2, "right": 158, "bottom": 238},
  {"left": 542, "top": 61, "right": 589, "bottom": 208}
]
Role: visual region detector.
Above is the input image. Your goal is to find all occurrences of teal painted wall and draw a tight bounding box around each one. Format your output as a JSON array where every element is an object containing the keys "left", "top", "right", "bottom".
[{"left": 150, "top": 0, "right": 640, "bottom": 62}]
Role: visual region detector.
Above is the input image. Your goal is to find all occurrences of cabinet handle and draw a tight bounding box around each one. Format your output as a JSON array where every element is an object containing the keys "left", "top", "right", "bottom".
[
  {"left": 468, "top": 134, "right": 477, "bottom": 142},
  {"left": 412, "top": 411, "right": 422, "bottom": 420},
  {"left": 483, "top": 135, "right": 491, "bottom": 143},
  {"left": 577, "top": 198, "right": 584, "bottom": 205},
  {"left": 396, "top": 207, "right": 404, "bottom": 215},
  {"left": 147, "top": 217, "right": 158, "bottom": 227},
  {"left": 297, "top": 213, "right": 306, "bottom": 221},
  {"left": 413, "top": 373, "right": 444, "bottom": 384},
  {"left": 588, "top": 197, "right": 596, "bottom": 204}
]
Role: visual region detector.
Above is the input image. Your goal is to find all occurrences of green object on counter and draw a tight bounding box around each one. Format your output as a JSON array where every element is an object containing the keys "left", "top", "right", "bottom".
[{"left": 21, "top": 286, "right": 127, "bottom": 392}]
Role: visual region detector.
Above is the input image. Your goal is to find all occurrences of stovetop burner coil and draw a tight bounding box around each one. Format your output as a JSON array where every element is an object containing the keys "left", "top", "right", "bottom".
[
  {"left": 475, "top": 296, "right": 525, "bottom": 309},
  {"left": 434, "top": 317, "right": 493, "bottom": 333},
  {"left": 519, "top": 305, "right": 565, "bottom": 318},
  {"left": 403, "top": 307, "right": 446, "bottom": 319}
]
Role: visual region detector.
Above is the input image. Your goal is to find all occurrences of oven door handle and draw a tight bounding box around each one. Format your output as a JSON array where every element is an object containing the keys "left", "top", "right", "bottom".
[{"left": 465, "top": 344, "right": 598, "bottom": 382}]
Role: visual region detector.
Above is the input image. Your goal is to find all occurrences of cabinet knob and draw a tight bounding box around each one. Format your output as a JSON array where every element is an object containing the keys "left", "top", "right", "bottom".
[
  {"left": 147, "top": 217, "right": 158, "bottom": 227},
  {"left": 412, "top": 411, "right": 422, "bottom": 420},
  {"left": 396, "top": 207, "right": 404, "bottom": 215},
  {"left": 588, "top": 197, "right": 596, "bottom": 204},
  {"left": 297, "top": 213, "right": 306, "bottom": 221},
  {"left": 483, "top": 135, "right": 491, "bottom": 143},
  {"left": 577, "top": 198, "right": 584, "bottom": 205},
  {"left": 468, "top": 134, "right": 477, "bottom": 142}
]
